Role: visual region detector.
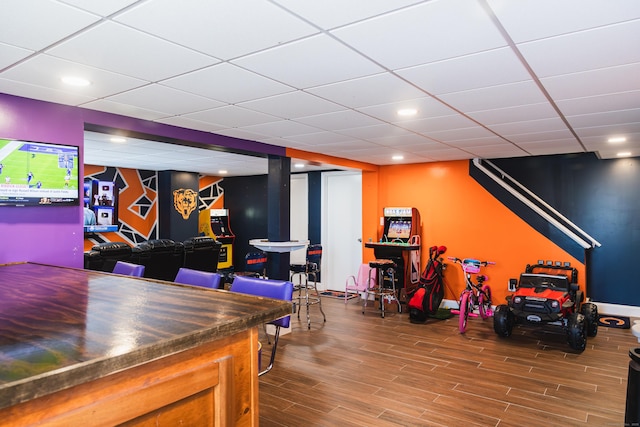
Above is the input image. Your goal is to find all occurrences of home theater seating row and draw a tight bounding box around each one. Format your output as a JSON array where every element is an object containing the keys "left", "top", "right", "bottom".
[{"left": 84, "top": 237, "right": 222, "bottom": 281}]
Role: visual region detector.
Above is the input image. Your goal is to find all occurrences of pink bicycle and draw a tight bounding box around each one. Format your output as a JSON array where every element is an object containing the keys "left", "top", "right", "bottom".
[{"left": 448, "top": 257, "right": 495, "bottom": 333}]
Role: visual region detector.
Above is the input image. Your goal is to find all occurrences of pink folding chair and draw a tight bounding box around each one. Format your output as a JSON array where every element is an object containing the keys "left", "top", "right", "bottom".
[{"left": 344, "top": 263, "right": 377, "bottom": 304}]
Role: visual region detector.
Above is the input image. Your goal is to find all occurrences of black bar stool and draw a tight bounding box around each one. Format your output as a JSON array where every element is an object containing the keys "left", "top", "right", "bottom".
[
  {"left": 365, "top": 259, "right": 401, "bottom": 318},
  {"left": 290, "top": 244, "right": 326, "bottom": 329}
]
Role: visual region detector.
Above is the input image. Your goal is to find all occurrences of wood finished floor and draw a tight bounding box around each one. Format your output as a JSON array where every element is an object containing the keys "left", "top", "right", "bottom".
[{"left": 258, "top": 295, "right": 637, "bottom": 427}]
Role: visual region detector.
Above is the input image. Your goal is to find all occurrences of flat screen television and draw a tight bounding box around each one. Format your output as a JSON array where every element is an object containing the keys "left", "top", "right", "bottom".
[{"left": 0, "top": 138, "right": 79, "bottom": 207}]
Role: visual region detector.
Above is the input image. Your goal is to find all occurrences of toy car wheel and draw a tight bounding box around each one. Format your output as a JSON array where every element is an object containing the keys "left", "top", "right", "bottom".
[
  {"left": 493, "top": 304, "right": 513, "bottom": 337},
  {"left": 567, "top": 312, "right": 587, "bottom": 352},
  {"left": 581, "top": 302, "right": 598, "bottom": 337}
]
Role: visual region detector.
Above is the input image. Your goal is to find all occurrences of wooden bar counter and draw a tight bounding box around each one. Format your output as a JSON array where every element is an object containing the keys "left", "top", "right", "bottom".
[{"left": 0, "top": 262, "right": 291, "bottom": 426}]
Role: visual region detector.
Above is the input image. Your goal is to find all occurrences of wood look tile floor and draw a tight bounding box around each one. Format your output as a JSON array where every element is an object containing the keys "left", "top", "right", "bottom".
[{"left": 258, "top": 295, "right": 638, "bottom": 427}]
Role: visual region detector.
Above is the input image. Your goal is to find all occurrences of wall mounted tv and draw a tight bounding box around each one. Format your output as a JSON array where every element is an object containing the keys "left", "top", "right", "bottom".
[{"left": 0, "top": 138, "right": 79, "bottom": 207}]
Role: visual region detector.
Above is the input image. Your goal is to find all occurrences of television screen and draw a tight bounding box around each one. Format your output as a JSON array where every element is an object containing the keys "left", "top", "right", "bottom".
[
  {"left": 387, "top": 220, "right": 411, "bottom": 239},
  {"left": 0, "top": 138, "right": 79, "bottom": 206}
]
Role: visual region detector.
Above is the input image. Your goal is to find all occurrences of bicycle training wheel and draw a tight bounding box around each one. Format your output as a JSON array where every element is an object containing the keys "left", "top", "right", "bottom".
[
  {"left": 478, "top": 285, "right": 493, "bottom": 319},
  {"left": 459, "top": 291, "right": 470, "bottom": 333}
]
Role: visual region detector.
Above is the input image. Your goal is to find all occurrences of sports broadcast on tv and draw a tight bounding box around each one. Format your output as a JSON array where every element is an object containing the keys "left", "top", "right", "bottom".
[{"left": 0, "top": 138, "right": 79, "bottom": 206}]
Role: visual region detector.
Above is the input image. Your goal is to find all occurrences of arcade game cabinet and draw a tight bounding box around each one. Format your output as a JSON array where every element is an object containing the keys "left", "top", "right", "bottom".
[
  {"left": 365, "top": 207, "right": 422, "bottom": 298},
  {"left": 210, "top": 209, "right": 235, "bottom": 271}
]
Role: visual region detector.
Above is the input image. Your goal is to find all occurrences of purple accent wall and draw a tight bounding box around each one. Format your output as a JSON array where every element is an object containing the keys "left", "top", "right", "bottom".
[
  {"left": 0, "top": 93, "right": 287, "bottom": 268},
  {"left": 0, "top": 95, "right": 84, "bottom": 268}
]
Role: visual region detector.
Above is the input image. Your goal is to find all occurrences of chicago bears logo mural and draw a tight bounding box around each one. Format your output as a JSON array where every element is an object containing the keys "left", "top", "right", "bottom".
[{"left": 173, "top": 188, "right": 198, "bottom": 219}]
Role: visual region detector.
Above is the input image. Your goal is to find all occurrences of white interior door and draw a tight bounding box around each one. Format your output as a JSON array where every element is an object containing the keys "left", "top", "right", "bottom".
[{"left": 322, "top": 171, "right": 362, "bottom": 291}]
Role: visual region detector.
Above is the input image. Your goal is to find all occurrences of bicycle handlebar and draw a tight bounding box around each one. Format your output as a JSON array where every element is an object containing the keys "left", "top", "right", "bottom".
[{"left": 447, "top": 257, "right": 496, "bottom": 266}]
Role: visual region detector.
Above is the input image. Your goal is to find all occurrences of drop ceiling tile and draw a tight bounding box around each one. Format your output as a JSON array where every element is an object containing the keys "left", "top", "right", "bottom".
[
  {"left": 81, "top": 98, "right": 170, "bottom": 121},
  {"left": 357, "top": 96, "right": 456, "bottom": 122},
  {"left": 163, "top": 62, "right": 292, "bottom": 104},
  {"left": 237, "top": 91, "right": 345, "bottom": 119},
  {"left": 486, "top": 0, "right": 640, "bottom": 43},
  {"left": 154, "top": 116, "right": 227, "bottom": 133},
  {"left": 446, "top": 135, "right": 511, "bottom": 148},
  {"left": 439, "top": 80, "right": 548, "bottom": 113},
  {"left": 295, "top": 110, "right": 380, "bottom": 131},
  {"left": 541, "top": 63, "right": 640, "bottom": 100},
  {"left": 517, "top": 139, "right": 586, "bottom": 156},
  {"left": 184, "top": 105, "right": 280, "bottom": 128},
  {"left": 466, "top": 102, "right": 559, "bottom": 125},
  {"left": 0, "top": 43, "right": 33, "bottom": 69},
  {"left": 307, "top": 72, "right": 425, "bottom": 108},
  {"left": 0, "top": 77, "right": 94, "bottom": 105},
  {"left": 370, "top": 133, "right": 442, "bottom": 149},
  {"left": 0, "top": 54, "right": 147, "bottom": 98},
  {"left": 332, "top": 0, "right": 506, "bottom": 70},
  {"left": 294, "top": 139, "right": 373, "bottom": 152},
  {"left": 467, "top": 144, "right": 529, "bottom": 158},
  {"left": 281, "top": 132, "right": 356, "bottom": 146},
  {"left": 116, "top": 0, "right": 318, "bottom": 59},
  {"left": 59, "top": 0, "right": 139, "bottom": 16},
  {"left": 406, "top": 148, "right": 470, "bottom": 162},
  {"left": 556, "top": 91, "right": 640, "bottom": 116},
  {"left": 574, "top": 122, "right": 640, "bottom": 138},
  {"left": 518, "top": 20, "right": 640, "bottom": 78},
  {"left": 1, "top": 0, "right": 100, "bottom": 50},
  {"left": 396, "top": 114, "right": 480, "bottom": 135},
  {"left": 240, "top": 120, "right": 323, "bottom": 138},
  {"left": 567, "top": 109, "right": 640, "bottom": 129},
  {"left": 397, "top": 47, "right": 530, "bottom": 95},
  {"left": 105, "top": 85, "right": 225, "bottom": 115},
  {"left": 232, "top": 34, "right": 383, "bottom": 89},
  {"left": 419, "top": 126, "right": 497, "bottom": 142},
  {"left": 272, "top": 0, "right": 424, "bottom": 29},
  {"left": 489, "top": 117, "right": 568, "bottom": 135},
  {"left": 336, "top": 123, "right": 412, "bottom": 140},
  {"left": 506, "top": 129, "right": 576, "bottom": 143},
  {"left": 213, "top": 127, "right": 272, "bottom": 141},
  {"left": 46, "top": 21, "right": 218, "bottom": 81}
]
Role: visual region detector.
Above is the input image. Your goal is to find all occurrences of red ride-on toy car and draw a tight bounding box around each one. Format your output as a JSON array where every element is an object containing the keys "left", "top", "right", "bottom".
[{"left": 493, "top": 261, "right": 598, "bottom": 352}]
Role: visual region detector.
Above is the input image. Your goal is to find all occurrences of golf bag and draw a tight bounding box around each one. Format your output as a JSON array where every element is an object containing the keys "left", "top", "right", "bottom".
[{"left": 408, "top": 245, "right": 447, "bottom": 323}]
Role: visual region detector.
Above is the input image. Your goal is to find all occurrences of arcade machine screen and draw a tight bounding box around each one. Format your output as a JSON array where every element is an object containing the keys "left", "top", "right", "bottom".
[
  {"left": 84, "top": 179, "right": 118, "bottom": 233},
  {"left": 387, "top": 220, "right": 411, "bottom": 240}
]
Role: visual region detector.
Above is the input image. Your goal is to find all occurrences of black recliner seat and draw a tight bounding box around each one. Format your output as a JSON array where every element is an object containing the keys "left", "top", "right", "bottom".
[
  {"left": 84, "top": 242, "right": 132, "bottom": 272},
  {"left": 131, "top": 239, "right": 184, "bottom": 281},
  {"left": 183, "top": 236, "right": 222, "bottom": 273}
]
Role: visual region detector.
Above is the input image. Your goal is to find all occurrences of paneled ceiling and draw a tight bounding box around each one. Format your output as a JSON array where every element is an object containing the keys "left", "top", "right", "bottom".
[{"left": 1, "top": 0, "right": 639, "bottom": 176}]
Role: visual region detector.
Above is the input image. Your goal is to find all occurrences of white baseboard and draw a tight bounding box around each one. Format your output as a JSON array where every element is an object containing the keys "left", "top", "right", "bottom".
[{"left": 592, "top": 301, "right": 640, "bottom": 318}]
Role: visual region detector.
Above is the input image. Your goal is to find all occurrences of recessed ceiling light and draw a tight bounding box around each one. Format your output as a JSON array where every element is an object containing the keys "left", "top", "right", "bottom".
[
  {"left": 110, "top": 137, "right": 126, "bottom": 143},
  {"left": 61, "top": 76, "right": 91, "bottom": 87},
  {"left": 608, "top": 137, "right": 627, "bottom": 143},
  {"left": 294, "top": 163, "right": 305, "bottom": 169},
  {"left": 392, "top": 155, "right": 404, "bottom": 161},
  {"left": 218, "top": 170, "right": 228, "bottom": 175},
  {"left": 617, "top": 152, "right": 632, "bottom": 157},
  {"left": 397, "top": 108, "right": 417, "bottom": 117}
]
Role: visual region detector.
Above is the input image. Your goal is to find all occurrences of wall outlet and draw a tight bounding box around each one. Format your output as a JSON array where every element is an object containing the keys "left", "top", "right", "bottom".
[{"left": 508, "top": 278, "right": 517, "bottom": 292}]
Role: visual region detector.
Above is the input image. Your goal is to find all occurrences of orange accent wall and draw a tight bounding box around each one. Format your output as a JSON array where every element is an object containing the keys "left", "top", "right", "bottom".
[{"left": 363, "top": 160, "right": 584, "bottom": 305}]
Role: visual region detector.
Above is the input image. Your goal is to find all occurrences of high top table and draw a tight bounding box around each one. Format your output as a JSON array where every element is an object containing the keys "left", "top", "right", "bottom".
[{"left": 0, "top": 262, "right": 291, "bottom": 426}]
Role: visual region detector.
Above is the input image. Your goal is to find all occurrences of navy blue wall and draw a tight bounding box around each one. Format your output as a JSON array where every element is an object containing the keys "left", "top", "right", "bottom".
[
  {"left": 222, "top": 175, "right": 268, "bottom": 272},
  {"left": 480, "top": 154, "right": 640, "bottom": 306},
  {"left": 307, "top": 171, "right": 322, "bottom": 245}
]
